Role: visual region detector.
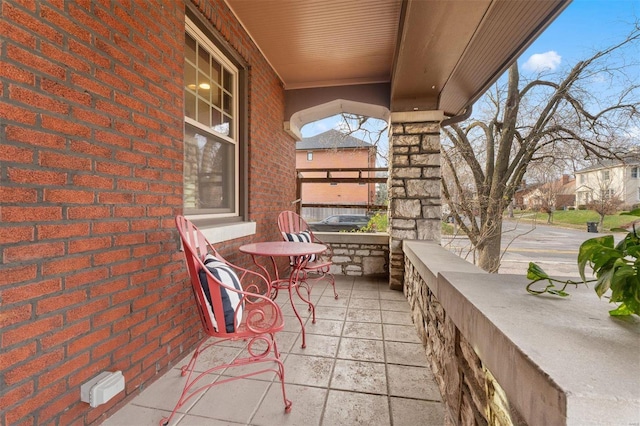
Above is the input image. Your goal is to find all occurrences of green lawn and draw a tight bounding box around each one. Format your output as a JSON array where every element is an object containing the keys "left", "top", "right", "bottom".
[{"left": 509, "top": 210, "right": 640, "bottom": 232}]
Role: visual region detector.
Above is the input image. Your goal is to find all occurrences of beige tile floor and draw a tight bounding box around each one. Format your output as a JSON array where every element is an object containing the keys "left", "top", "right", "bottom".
[{"left": 103, "top": 275, "right": 445, "bottom": 426}]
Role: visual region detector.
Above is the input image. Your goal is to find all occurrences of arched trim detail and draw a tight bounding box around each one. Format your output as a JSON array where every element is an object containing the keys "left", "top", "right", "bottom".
[{"left": 285, "top": 99, "right": 390, "bottom": 140}]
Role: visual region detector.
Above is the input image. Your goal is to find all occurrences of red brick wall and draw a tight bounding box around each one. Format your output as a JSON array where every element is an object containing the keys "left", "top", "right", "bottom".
[{"left": 0, "top": 1, "right": 295, "bottom": 424}]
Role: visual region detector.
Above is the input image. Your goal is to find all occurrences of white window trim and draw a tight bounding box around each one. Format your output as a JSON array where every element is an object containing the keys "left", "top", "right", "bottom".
[
  {"left": 200, "top": 221, "right": 256, "bottom": 243},
  {"left": 185, "top": 17, "right": 240, "bottom": 218}
]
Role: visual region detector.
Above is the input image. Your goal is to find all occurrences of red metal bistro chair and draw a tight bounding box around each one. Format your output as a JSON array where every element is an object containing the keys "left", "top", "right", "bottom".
[
  {"left": 163, "top": 216, "right": 292, "bottom": 426},
  {"left": 277, "top": 211, "right": 338, "bottom": 300}
]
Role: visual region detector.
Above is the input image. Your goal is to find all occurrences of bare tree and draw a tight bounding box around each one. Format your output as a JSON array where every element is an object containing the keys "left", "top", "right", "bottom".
[
  {"left": 442, "top": 24, "right": 640, "bottom": 272},
  {"left": 588, "top": 195, "right": 624, "bottom": 228},
  {"left": 338, "top": 113, "right": 389, "bottom": 166}
]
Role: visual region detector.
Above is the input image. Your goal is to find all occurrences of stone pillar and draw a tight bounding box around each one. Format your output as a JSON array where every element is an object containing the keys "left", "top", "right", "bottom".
[{"left": 388, "top": 111, "right": 443, "bottom": 290}]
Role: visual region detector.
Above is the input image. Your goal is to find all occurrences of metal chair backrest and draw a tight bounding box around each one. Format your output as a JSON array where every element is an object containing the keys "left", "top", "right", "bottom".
[
  {"left": 175, "top": 215, "right": 236, "bottom": 336},
  {"left": 277, "top": 210, "right": 312, "bottom": 238}
]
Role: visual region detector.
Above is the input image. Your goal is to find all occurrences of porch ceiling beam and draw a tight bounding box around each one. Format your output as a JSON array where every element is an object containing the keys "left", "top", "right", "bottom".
[
  {"left": 390, "top": 0, "right": 492, "bottom": 113},
  {"left": 391, "top": 0, "right": 571, "bottom": 116}
]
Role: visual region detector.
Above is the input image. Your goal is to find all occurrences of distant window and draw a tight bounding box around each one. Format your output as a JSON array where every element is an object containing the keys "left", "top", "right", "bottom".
[
  {"left": 578, "top": 175, "right": 584, "bottom": 184},
  {"left": 632, "top": 167, "right": 639, "bottom": 179},
  {"left": 600, "top": 189, "right": 614, "bottom": 200},
  {"left": 601, "top": 170, "right": 610, "bottom": 181},
  {"left": 637, "top": 187, "right": 640, "bottom": 200},
  {"left": 307, "top": 151, "right": 313, "bottom": 161}
]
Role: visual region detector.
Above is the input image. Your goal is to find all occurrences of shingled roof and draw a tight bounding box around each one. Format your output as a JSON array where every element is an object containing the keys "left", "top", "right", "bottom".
[
  {"left": 577, "top": 156, "right": 640, "bottom": 173},
  {"left": 297, "top": 129, "right": 372, "bottom": 150}
]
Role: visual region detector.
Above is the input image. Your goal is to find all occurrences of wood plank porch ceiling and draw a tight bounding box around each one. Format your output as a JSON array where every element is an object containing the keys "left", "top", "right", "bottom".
[{"left": 226, "top": 0, "right": 570, "bottom": 117}]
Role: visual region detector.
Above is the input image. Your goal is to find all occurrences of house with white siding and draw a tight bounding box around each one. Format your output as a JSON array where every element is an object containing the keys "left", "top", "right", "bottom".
[{"left": 575, "top": 157, "right": 640, "bottom": 209}]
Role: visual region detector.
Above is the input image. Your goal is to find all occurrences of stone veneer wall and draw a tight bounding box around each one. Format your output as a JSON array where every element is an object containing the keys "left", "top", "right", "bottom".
[
  {"left": 315, "top": 232, "right": 389, "bottom": 277},
  {"left": 388, "top": 116, "right": 442, "bottom": 290},
  {"left": 403, "top": 240, "right": 640, "bottom": 425},
  {"left": 403, "top": 256, "right": 526, "bottom": 426}
]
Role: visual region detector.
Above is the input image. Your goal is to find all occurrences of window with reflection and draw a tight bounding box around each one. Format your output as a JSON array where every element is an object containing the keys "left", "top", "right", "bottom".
[{"left": 184, "top": 18, "right": 239, "bottom": 216}]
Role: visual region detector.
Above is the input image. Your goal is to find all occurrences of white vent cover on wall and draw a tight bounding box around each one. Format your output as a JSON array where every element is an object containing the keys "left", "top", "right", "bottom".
[{"left": 80, "top": 371, "right": 125, "bottom": 408}]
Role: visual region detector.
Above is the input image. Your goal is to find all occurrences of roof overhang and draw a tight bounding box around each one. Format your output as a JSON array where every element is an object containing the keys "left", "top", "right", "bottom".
[{"left": 225, "top": 0, "right": 571, "bottom": 137}]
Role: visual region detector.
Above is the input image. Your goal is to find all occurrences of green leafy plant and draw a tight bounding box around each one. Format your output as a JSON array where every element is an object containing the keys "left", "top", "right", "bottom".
[
  {"left": 526, "top": 209, "right": 640, "bottom": 317},
  {"left": 345, "top": 212, "right": 388, "bottom": 233}
]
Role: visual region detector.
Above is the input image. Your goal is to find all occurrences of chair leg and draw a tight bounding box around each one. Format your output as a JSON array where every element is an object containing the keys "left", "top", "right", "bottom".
[
  {"left": 294, "top": 279, "right": 316, "bottom": 324},
  {"left": 328, "top": 273, "right": 338, "bottom": 299},
  {"left": 161, "top": 338, "right": 223, "bottom": 426},
  {"left": 274, "top": 356, "right": 293, "bottom": 413},
  {"left": 160, "top": 336, "right": 292, "bottom": 426}
]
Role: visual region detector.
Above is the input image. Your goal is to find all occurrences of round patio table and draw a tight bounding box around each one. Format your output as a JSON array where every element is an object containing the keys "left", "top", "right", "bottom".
[{"left": 239, "top": 241, "right": 327, "bottom": 348}]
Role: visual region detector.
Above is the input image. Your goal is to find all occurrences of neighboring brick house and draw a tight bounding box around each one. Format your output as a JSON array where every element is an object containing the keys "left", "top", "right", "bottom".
[
  {"left": 575, "top": 158, "right": 640, "bottom": 209},
  {"left": 522, "top": 174, "right": 576, "bottom": 211},
  {"left": 513, "top": 180, "right": 541, "bottom": 210},
  {"left": 297, "top": 129, "right": 376, "bottom": 208}
]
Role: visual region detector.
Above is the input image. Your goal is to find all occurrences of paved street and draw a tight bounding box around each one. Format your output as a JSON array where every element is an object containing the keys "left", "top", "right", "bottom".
[{"left": 441, "top": 220, "right": 624, "bottom": 278}]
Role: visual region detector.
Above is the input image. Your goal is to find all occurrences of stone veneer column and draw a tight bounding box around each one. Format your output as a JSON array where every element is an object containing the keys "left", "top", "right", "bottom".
[{"left": 388, "top": 111, "right": 443, "bottom": 290}]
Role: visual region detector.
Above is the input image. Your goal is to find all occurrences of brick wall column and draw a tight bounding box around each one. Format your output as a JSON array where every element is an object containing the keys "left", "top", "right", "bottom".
[{"left": 388, "top": 111, "right": 444, "bottom": 290}]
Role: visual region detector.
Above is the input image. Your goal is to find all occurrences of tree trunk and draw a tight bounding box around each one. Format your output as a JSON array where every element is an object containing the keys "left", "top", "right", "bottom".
[{"left": 477, "top": 217, "right": 503, "bottom": 273}]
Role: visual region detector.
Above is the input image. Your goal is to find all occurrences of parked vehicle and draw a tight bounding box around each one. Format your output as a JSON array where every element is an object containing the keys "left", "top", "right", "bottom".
[{"left": 308, "top": 214, "right": 370, "bottom": 232}]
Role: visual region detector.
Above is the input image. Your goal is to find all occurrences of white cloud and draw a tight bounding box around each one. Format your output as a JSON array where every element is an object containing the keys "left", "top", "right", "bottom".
[{"left": 522, "top": 51, "right": 562, "bottom": 73}]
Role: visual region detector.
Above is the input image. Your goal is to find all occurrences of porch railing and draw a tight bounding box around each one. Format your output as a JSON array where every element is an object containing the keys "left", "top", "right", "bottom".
[{"left": 295, "top": 167, "right": 388, "bottom": 216}]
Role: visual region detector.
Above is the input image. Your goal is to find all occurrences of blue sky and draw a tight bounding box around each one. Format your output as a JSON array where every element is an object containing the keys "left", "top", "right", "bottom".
[
  {"left": 301, "top": 0, "right": 639, "bottom": 141},
  {"left": 519, "top": 0, "right": 639, "bottom": 72}
]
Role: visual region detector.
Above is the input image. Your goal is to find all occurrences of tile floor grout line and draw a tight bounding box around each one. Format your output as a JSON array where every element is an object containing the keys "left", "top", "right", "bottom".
[
  {"left": 318, "top": 274, "right": 354, "bottom": 426},
  {"left": 379, "top": 285, "right": 398, "bottom": 426}
]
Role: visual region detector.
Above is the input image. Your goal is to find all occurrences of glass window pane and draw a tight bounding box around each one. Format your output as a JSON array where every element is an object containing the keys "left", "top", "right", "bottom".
[
  {"left": 198, "top": 46, "right": 210, "bottom": 77},
  {"left": 211, "top": 59, "right": 221, "bottom": 85},
  {"left": 184, "top": 91, "right": 196, "bottom": 120},
  {"left": 223, "top": 93, "right": 231, "bottom": 114},
  {"left": 221, "top": 115, "right": 232, "bottom": 138},
  {"left": 185, "top": 33, "right": 196, "bottom": 64},
  {"left": 211, "top": 108, "right": 222, "bottom": 127},
  {"left": 197, "top": 71, "right": 210, "bottom": 97},
  {"left": 185, "top": 63, "right": 197, "bottom": 92},
  {"left": 183, "top": 124, "right": 235, "bottom": 211},
  {"left": 197, "top": 98, "right": 210, "bottom": 126},
  {"left": 223, "top": 69, "right": 232, "bottom": 92},
  {"left": 212, "top": 86, "right": 221, "bottom": 108}
]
